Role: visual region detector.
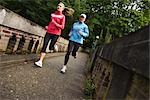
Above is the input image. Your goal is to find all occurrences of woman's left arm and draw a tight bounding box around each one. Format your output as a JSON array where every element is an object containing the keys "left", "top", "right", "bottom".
[{"left": 78, "top": 26, "right": 89, "bottom": 37}]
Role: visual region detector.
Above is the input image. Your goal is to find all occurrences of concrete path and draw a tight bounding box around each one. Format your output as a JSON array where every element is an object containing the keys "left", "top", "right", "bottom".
[{"left": 0, "top": 53, "right": 88, "bottom": 100}]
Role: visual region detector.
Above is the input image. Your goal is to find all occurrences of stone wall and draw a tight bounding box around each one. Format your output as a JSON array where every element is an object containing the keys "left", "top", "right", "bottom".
[
  {"left": 90, "top": 25, "right": 149, "bottom": 100},
  {"left": 0, "top": 6, "right": 45, "bottom": 37}
]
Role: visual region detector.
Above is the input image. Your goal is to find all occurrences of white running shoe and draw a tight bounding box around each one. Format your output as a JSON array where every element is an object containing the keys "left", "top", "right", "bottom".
[
  {"left": 34, "top": 60, "right": 42, "bottom": 68},
  {"left": 60, "top": 65, "right": 67, "bottom": 74}
]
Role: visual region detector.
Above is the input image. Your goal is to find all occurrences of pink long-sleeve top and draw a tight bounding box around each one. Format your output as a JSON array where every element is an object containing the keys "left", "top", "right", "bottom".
[{"left": 47, "top": 11, "right": 65, "bottom": 35}]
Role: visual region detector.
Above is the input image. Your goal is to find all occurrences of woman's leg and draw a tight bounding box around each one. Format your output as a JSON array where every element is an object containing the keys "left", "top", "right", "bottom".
[
  {"left": 39, "top": 53, "right": 46, "bottom": 62},
  {"left": 64, "top": 41, "right": 74, "bottom": 65},
  {"left": 72, "top": 42, "right": 81, "bottom": 58},
  {"left": 61, "top": 41, "right": 74, "bottom": 73},
  {"left": 49, "top": 35, "right": 59, "bottom": 51},
  {"left": 35, "top": 33, "right": 51, "bottom": 67},
  {"left": 39, "top": 33, "right": 51, "bottom": 62}
]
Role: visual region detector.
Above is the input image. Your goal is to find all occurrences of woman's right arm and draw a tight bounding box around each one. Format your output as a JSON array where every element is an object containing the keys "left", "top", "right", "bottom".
[{"left": 51, "top": 16, "right": 66, "bottom": 30}]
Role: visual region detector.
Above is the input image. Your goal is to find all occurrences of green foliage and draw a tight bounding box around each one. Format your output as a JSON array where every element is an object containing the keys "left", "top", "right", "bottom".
[
  {"left": 0, "top": 0, "right": 58, "bottom": 26},
  {"left": 86, "top": 0, "right": 150, "bottom": 46},
  {"left": 84, "top": 78, "right": 95, "bottom": 99},
  {"left": 0, "top": 0, "right": 149, "bottom": 48}
]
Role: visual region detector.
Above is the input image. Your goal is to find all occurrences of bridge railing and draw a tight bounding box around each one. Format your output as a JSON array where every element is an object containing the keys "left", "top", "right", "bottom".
[{"left": 0, "top": 25, "right": 68, "bottom": 54}]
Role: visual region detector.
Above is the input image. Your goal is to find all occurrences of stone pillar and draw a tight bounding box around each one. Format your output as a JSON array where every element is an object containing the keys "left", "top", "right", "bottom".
[
  {"left": 33, "top": 39, "right": 39, "bottom": 53},
  {"left": 28, "top": 38, "right": 34, "bottom": 53},
  {"left": 23, "top": 34, "right": 30, "bottom": 51},
  {"left": 6, "top": 33, "right": 17, "bottom": 54},
  {"left": 13, "top": 33, "right": 20, "bottom": 52},
  {"left": 0, "top": 9, "right": 6, "bottom": 24},
  {"left": 0, "top": 27, "right": 12, "bottom": 52}
]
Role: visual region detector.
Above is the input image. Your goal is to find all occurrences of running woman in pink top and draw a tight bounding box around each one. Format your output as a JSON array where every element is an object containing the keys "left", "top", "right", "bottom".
[{"left": 35, "top": 2, "right": 65, "bottom": 68}]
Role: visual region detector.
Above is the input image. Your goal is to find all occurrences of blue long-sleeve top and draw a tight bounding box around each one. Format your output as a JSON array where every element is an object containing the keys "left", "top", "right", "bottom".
[{"left": 69, "top": 21, "right": 89, "bottom": 44}]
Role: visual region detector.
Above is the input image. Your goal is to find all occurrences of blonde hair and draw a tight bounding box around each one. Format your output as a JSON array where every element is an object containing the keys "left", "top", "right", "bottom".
[{"left": 59, "top": 2, "right": 65, "bottom": 10}]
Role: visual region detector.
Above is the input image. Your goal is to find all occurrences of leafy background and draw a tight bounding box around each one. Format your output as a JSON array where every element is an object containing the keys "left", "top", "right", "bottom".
[{"left": 0, "top": 0, "right": 149, "bottom": 48}]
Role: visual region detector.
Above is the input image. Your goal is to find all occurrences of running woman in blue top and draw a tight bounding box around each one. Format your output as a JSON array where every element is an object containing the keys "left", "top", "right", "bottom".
[{"left": 61, "top": 14, "right": 89, "bottom": 74}]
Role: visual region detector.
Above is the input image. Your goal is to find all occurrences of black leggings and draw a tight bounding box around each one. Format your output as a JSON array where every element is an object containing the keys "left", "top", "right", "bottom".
[
  {"left": 64, "top": 41, "right": 81, "bottom": 65},
  {"left": 41, "top": 33, "right": 59, "bottom": 53}
]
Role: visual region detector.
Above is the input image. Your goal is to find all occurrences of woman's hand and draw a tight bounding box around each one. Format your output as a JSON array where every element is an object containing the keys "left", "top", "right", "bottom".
[
  {"left": 78, "top": 29, "right": 82, "bottom": 35},
  {"left": 51, "top": 19, "right": 56, "bottom": 24},
  {"left": 69, "top": 32, "right": 72, "bottom": 36},
  {"left": 45, "top": 26, "right": 48, "bottom": 30}
]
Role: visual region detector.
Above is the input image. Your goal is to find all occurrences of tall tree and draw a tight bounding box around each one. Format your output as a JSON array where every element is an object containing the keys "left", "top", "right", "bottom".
[
  {"left": 0, "top": 0, "right": 149, "bottom": 48},
  {"left": 85, "top": 0, "right": 150, "bottom": 46}
]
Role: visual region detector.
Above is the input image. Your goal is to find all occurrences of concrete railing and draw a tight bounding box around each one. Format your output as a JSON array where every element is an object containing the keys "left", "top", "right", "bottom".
[{"left": 0, "top": 25, "right": 69, "bottom": 54}]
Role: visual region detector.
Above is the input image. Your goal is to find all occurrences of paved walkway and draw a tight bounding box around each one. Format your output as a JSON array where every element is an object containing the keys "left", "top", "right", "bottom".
[{"left": 0, "top": 53, "right": 88, "bottom": 100}]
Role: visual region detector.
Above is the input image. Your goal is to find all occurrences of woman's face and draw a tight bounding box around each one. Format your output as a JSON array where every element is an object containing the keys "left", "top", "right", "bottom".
[
  {"left": 57, "top": 3, "right": 64, "bottom": 12},
  {"left": 79, "top": 16, "right": 85, "bottom": 22}
]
